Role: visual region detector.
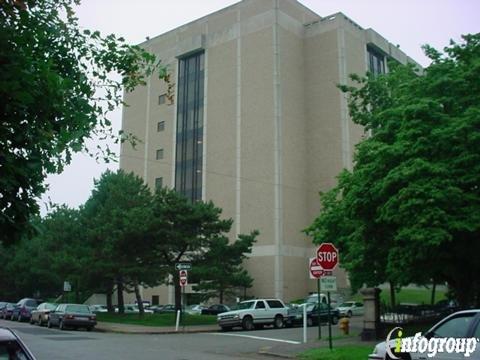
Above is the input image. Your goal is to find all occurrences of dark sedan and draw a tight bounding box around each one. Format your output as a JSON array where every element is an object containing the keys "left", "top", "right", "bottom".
[
  {"left": 201, "top": 304, "right": 230, "bottom": 315},
  {"left": 0, "top": 303, "right": 15, "bottom": 320},
  {"left": 47, "top": 304, "right": 96, "bottom": 331},
  {"left": 11, "top": 298, "right": 40, "bottom": 322},
  {"left": 286, "top": 303, "right": 339, "bottom": 327},
  {"left": 0, "top": 326, "right": 36, "bottom": 359}
]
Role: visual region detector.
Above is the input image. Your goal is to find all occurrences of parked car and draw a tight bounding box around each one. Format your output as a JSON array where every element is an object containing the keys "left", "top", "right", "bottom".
[
  {"left": 1, "top": 303, "right": 15, "bottom": 320},
  {"left": 337, "top": 301, "right": 364, "bottom": 317},
  {"left": 217, "top": 299, "right": 288, "bottom": 331},
  {"left": 47, "top": 304, "right": 97, "bottom": 331},
  {"left": 369, "top": 309, "right": 480, "bottom": 359},
  {"left": 0, "top": 326, "right": 36, "bottom": 359},
  {"left": 156, "top": 304, "right": 176, "bottom": 314},
  {"left": 30, "top": 303, "right": 57, "bottom": 326},
  {"left": 286, "top": 303, "right": 339, "bottom": 327},
  {"left": 186, "top": 304, "right": 206, "bottom": 315},
  {"left": 305, "top": 293, "right": 343, "bottom": 308},
  {"left": 89, "top": 305, "right": 108, "bottom": 313},
  {"left": 202, "top": 304, "right": 230, "bottom": 316},
  {"left": 11, "top": 298, "right": 40, "bottom": 322}
]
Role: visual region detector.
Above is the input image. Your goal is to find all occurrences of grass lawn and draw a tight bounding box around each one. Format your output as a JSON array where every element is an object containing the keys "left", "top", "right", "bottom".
[
  {"left": 298, "top": 345, "right": 372, "bottom": 360},
  {"left": 96, "top": 312, "right": 217, "bottom": 327}
]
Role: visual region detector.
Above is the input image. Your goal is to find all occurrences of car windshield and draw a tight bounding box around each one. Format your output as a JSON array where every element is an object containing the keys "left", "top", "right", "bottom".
[
  {"left": 339, "top": 302, "right": 354, "bottom": 307},
  {"left": 66, "top": 305, "right": 91, "bottom": 313},
  {"left": 44, "top": 303, "right": 57, "bottom": 310},
  {"left": 306, "top": 303, "right": 316, "bottom": 311},
  {"left": 237, "top": 301, "right": 255, "bottom": 310}
]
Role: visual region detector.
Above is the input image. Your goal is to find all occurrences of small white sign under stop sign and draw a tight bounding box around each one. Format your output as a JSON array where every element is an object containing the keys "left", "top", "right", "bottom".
[{"left": 320, "top": 276, "right": 337, "bottom": 291}]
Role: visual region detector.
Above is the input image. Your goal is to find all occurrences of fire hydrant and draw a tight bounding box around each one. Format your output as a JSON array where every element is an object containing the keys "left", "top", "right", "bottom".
[{"left": 339, "top": 317, "right": 350, "bottom": 335}]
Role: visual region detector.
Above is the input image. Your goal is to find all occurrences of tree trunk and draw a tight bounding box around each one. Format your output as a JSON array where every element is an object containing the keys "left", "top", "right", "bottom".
[
  {"left": 430, "top": 283, "right": 436, "bottom": 305},
  {"left": 389, "top": 281, "right": 396, "bottom": 308},
  {"left": 106, "top": 284, "right": 115, "bottom": 313},
  {"left": 75, "top": 279, "right": 80, "bottom": 303},
  {"left": 219, "top": 289, "right": 224, "bottom": 304},
  {"left": 117, "top": 275, "right": 125, "bottom": 314},
  {"left": 134, "top": 281, "right": 144, "bottom": 317}
]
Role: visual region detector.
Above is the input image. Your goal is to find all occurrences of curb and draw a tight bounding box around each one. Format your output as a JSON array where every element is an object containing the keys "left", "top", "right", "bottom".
[
  {"left": 95, "top": 326, "right": 219, "bottom": 335},
  {"left": 258, "top": 350, "right": 295, "bottom": 359}
]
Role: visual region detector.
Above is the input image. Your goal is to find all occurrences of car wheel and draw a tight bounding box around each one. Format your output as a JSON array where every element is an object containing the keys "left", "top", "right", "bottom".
[
  {"left": 331, "top": 315, "right": 339, "bottom": 325},
  {"left": 242, "top": 316, "right": 254, "bottom": 331},
  {"left": 220, "top": 326, "right": 232, "bottom": 332},
  {"left": 38, "top": 318, "right": 43, "bottom": 326},
  {"left": 47, "top": 320, "right": 52, "bottom": 328},
  {"left": 59, "top": 320, "right": 65, "bottom": 330},
  {"left": 18, "top": 314, "right": 23, "bottom": 322},
  {"left": 307, "top": 317, "right": 313, "bottom": 327},
  {"left": 273, "top": 315, "right": 284, "bottom": 329},
  {"left": 29, "top": 317, "right": 34, "bottom": 324},
  {"left": 347, "top": 310, "right": 352, "bottom": 317},
  {"left": 87, "top": 326, "right": 93, "bottom": 332}
]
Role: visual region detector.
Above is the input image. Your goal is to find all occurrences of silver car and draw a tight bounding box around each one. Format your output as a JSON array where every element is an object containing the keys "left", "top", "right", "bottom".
[{"left": 369, "top": 310, "right": 480, "bottom": 359}]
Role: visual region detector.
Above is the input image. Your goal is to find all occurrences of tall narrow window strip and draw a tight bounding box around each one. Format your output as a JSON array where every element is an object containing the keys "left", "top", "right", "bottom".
[
  {"left": 155, "top": 177, "right": 163, "bottom": 190},
  {"left": 175, "top": 52, "right": 204, "bottom": 202},
  {"left": 157, "top": 121, "right": 165, "bottom": 132},
  {"left": 156, "top": 149, "right": 164, "bottom": 160},
  {"left": 367, "top": 47, "right": 385, "bottom": 76}
]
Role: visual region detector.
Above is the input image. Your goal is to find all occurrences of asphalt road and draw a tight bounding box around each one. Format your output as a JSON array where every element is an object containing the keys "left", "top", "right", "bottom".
[{"left": 0, "top": 317, "right": 363, "bottom": 360}]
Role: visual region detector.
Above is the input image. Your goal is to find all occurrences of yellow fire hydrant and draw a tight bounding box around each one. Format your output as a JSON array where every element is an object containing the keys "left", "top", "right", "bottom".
[{"left": 339, "top": 317, "right": 350, "bottom": 335}]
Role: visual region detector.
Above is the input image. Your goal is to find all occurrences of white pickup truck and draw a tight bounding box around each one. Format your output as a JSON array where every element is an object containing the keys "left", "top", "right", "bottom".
[{"left": 217, "top": 299, "right": 288, "bottom": 331}]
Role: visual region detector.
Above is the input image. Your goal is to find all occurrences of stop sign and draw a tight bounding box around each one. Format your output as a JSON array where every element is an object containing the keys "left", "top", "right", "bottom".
[{"left": 316, "top": 243, "right": 339, "bottom": 271}]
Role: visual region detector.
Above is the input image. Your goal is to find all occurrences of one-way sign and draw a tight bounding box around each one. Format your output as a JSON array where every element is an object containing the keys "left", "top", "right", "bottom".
[{"left": 175, "top": 262, "right": 192, "bottom": 271}]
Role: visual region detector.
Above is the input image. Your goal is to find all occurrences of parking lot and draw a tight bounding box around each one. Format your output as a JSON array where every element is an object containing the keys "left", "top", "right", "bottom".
[{"left": 0, "top": 317, "right": 363, "bottom": 359}]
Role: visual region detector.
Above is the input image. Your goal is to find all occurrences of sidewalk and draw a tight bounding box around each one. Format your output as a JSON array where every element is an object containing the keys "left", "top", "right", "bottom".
[{"left": 95, "top": 321, "right": 219, "bottom": 334}]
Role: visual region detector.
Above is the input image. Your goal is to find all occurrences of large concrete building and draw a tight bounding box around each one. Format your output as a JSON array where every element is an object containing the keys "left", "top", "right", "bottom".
[{"left": 120, "top": 0, "right": 418, "bottom": 305}]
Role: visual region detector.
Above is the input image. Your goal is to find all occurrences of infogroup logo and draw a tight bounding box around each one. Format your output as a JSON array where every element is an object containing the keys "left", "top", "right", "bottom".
[{"left": 385, "top": 327, "right": 479, "bottom": 358}]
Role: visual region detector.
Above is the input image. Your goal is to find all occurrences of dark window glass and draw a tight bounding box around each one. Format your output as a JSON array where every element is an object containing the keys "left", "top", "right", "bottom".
[
  {"left": 175, "top": 52, "right": 204, "bottom": 202},
  {"left": 367, "top": 47, "right": 385, "bottom": 76},
  {"left": 255, "top": 301, "right": 266, "bottom": 309},
  {"left": 266, "top": 300, "right": 284, "bottom": 309},
  {"left": 157, "top": 121, "right": 165, "bottom": 132},
  {"left": 152, "top": 296, "right": 159, "bottom": 306},
  {"left": 155, "top": 177, "right": 163, "bottom": 190},
  {"left": 156, "top": 149, "right": 164, "bottom": 160},
  {"left": 25, "top": 300, "right": 37, "bottom": 307},
  {"left": 158, "top": 94, "right": 166, "bottom": 105}
]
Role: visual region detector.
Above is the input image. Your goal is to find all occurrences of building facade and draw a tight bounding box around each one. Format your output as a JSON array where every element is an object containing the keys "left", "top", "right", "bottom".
[{"left": 120, "top": 0, "right": 418, "bottom": 304}]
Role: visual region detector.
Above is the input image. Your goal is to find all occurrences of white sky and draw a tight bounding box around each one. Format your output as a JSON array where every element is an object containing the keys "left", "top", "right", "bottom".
[{"left": 39, "top": 0, "right": 480, "bottom": 214}]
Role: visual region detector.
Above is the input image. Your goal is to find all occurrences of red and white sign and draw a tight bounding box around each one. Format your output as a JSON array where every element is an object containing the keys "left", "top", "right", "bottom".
[
  {"left": 309, "top": 258, "right": 323, "bottom": 279},
  {"left": 316, "top": 243, "right": 339, "bottom": 271},
  {"left": 179, "top": 270, "right": 188, "bottom": 287}
]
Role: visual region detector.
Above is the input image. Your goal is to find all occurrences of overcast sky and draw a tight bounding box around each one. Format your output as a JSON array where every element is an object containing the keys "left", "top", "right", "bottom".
[{"left": 39, "top": 0, "right": 480, "bottom": 214}]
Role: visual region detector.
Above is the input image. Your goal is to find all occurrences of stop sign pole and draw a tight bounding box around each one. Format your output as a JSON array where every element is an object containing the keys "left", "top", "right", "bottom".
[{"left": 316, "top": 243, "right": 339, "bottom": 348}]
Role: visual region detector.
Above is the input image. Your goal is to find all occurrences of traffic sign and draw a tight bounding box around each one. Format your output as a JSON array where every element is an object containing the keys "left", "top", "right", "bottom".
[
  {"left": 316, "top": 243, "right": 339, "bottom": 271},
  {"left": 320, "top": 276, "right": 337, "bottom": 291},
  {"left": 179, "top": 270, "right": 188, "bottom": 287},
  {"left": 309, "top": 258, "right": 323, "bottom": 279},
  {"left": 175, "top": 262, "right": 192, "bottom": 271}
]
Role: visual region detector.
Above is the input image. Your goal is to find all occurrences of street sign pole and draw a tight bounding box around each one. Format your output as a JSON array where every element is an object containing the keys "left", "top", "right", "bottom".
[
  {"left": 328, "top": 291, "right": 333, "bottom": 350},
  {"left": 317, "top": 278, "right": 321, "bottom": 340}
]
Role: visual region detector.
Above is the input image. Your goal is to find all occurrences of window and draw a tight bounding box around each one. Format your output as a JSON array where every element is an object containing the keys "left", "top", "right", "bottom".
[
  {"left": 266, "top": 300, "right": 284, "bottom": 309},
  {"left": 157, "top": 121, "right": 165, "bottom": 132},
  {"left": 432, "top": 313, "right": 475, "bottom": 338},
  {"left": 156, "top": 149, "right": 164, "bottom": 160},
  {"left": 175, "top": 52, "right": 205, "bottom": 202},
  {"left": 158, "top": 94, "right": 166, "bottom": 105},
  {"left": 155, "top": 177, "right": 163, "bottom": 190},
  {"left": 367, "top": 46, "right": 385, "bottom": 76},
  {"left": 255, "top": 301, "right": 266, "bottom": 309},
  {"left": 152, "top": 296, "right": 159, "bottom": 306}
]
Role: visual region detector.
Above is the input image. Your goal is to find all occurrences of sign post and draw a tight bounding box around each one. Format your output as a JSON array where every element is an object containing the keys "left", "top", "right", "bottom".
[
  {"left": 179, "top": 270, "right": 188, "bottom": 330},
  {"left": 309, "top": 258, "right": 322, "bottom": 339},
  {"left": 315, "top": 243, "right": 339, "bottom": 350}
]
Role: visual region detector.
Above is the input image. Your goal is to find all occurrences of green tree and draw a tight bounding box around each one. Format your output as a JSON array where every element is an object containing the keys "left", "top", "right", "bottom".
[
  {"left": 149, "top": 188, "right": 233, "bottom": 311},
  {"left": 83, "top": 170, "right": 164, "bottom": 314},
  {"left": 0, "top": 0, "right": 166, "bottom": 246},
  {"left": 192, "top": 231, "right": 258, "bottom": 304},
  {"left": 306, "top": 34, "right": 480, "bottom": 306}
]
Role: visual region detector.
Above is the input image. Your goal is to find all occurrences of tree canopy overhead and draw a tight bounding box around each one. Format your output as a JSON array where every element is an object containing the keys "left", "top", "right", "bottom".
[
  {"left": 306, "top": 34, "right": 480, "bottom": 306},
  {"left": 0, "top": 0, "right": 165, "bottom": 246}
]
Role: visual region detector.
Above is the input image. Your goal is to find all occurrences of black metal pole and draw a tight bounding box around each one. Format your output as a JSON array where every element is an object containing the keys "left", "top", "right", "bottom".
[
  {"left": 328, "top": 291, "right": 332, "bottom": 350},
  {"left": 317, "top": 278, "right": 321, "bottom": 339}
]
